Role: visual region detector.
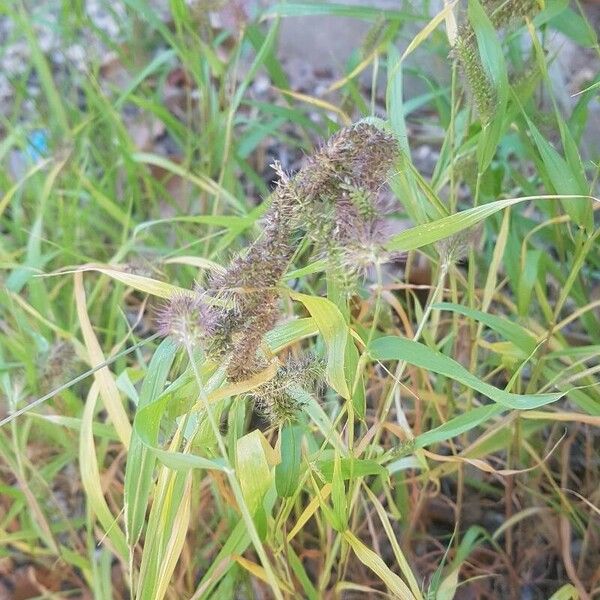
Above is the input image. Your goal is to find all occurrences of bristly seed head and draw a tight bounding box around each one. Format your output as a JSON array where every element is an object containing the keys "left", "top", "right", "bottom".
[
  {"left": 156, "top": 291, "right": 216, "bottom": 349},
  {"left": 484, "top": 0, "right": 542, "bottom": 29},
  {"left": 453, "top": 32, "right": 496, "bottom": 125},
  {"left": 453, "top": 0, "right": 543, "bottom": 125},
  {"left": 252, "top": 355, "right": 324, "bottom": 424},
  {"left": 436, "top": 226, "right": 481, "bottom": 268},
  {"left": 292, "top": 122, "right": 401, "bottom": 292}
]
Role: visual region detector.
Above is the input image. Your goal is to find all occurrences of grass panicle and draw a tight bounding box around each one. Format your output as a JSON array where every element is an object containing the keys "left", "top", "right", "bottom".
[
  {"left": 252, "top": 354, "right": 324, "bottom": 424},
  {"left": 454, "top": 30, "right": 497, "bottom": 124},
  {"left": 204, "top": 122, "right": 400, "bottom": 379},
  {"left": 156, "top": 291, "right": 216, "bottom": 349},
  {"left": 454, "top": 0, "right": 543, "bottom": 124}
]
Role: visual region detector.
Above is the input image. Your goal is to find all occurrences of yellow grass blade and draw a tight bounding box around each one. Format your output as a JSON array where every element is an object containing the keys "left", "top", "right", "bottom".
[
  {"left": 275, "top": 87, "right": 352, "bottom": 125},
  {"left": 70, "top": 264, "right": 189, "bottom": 299},
  {"left": 343, "top": 530, "right": 415, "bottom": 599},
  {"left": 233, "top": 555, "right": 293, "bottom": 594},
  {"left": 400, "top": 0, "right": 458, "bottom": 61},
  {"left": 163, "top": 255, "right": 226, "bottom": 274},
  {"left": 287, "top": 483, "right": 331, "bottom": 542},
  {"left": 79, "top": 382, "right": 128, "bottom": 560},
  {"left": 364, "top": 486, "right": 423, "bottom": 600},
  {"left": 75, "top": 271, "right": 132, "bottom": 447}
]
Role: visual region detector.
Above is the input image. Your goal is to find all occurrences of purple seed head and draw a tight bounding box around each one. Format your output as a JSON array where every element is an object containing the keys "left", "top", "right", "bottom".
[{"left": 156, "top": 291, "right": 216, "bottom": 349}]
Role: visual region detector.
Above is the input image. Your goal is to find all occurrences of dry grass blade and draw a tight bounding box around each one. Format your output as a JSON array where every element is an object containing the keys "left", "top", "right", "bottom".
[
  {"left": 79, "top": 382, "right": 129, "bottom": 560},
  {"left": 74, "top": 271, "right": 131, "bottom": 447},
  {"left": 343, "top": 530, "right": 416, "bottom": 599}
]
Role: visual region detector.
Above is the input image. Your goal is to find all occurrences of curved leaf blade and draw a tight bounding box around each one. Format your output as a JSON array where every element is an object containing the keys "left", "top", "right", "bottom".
[{"left": 369, "top": 336, "right": 563, "bottom": 409}]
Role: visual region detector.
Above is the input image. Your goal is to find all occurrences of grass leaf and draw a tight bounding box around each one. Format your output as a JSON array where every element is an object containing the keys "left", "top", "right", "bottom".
[
  {"left": 369, "top": 336, "right": 564, "bottom": 409},
  {"left": 290, "top": 292, "right": 350, "bottom": 399}
]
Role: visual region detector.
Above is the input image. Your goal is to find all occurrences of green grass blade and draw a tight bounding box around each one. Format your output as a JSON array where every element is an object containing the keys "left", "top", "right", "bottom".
[
  {"left": 124, "top": 338, "right": 178, "bottom": 546},
  {"left": 433, "top": 302, "right": 537, "bottom": 354},
  {"left": 385, "top": 194, "right": 595, "bottom": 253},
  {"left": 275, "top": 423, "right": 303, "bottom": 498},
  {"left": 290, "top": 292, "right": 350, "bottom": 399},
  {"left": 262, "top": 3, "right": 421, "bottom": 22},
  {"left": 369, "top": 336, "right": 564, "bottom": 409},
  {"left": 415, "top": 404, "right": 505, "bottom": 448}
]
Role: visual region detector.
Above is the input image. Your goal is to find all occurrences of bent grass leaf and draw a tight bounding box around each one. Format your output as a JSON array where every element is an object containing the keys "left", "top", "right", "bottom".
[
  {"left": 276, "top": 88, "right": 352, "bottom": 126},
  {"left": 401, "top": 0, "right": 458, "bottom": 62},
  {"left": 79, "top": 383, "right": 129, "bottom": 560},
  {"left": 72, "top": 264, "right": 190, "bottom": 299},
  {"left": 384, "top": 194, "right": 596, "bottom": 253},
  {"left": 369, "top": 337, "right": 564, "bottom": 409},
  {"left": 433, "top": 302, "right": 537, "bottom": 354},
  {"left": 343, "top": 530, "right": 415, "bottom": 599},
  {"left": 74, "top": 272, "right": 131, "bottom": 448},
  {"left": 287, "top": 483, "right": 332, "bottom": 542},
  {"left": 290, "top": 292, "right": 350, "bottom": 399}
]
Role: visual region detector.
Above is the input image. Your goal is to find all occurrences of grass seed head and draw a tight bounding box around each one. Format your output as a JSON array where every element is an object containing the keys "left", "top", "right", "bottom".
[
  {"left": 454, "top": 33, "right": 496, "bottom": 125},
  {"left": 253, "top": 354, "right": 324, "bottom": 424},
  {"left": 436, "top": 226, "right": 481, "bottom": 268},
  {"left": 207, "top": 122, "right": 400, "bottom": 377},
  {"left": 156, "top": 291, "right": 216, "bottom": 349},
  {"left": 484, "top": 0, "right": 543, "bottom": 28}
]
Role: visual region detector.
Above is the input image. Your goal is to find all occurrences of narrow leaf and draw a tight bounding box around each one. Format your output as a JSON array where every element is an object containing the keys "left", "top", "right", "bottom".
[
  {"left": 369, "top": 336, "right": 564, "bottom": 409},
  {"left": 290, "top": 292, "right": 350, "bottom": 399}
]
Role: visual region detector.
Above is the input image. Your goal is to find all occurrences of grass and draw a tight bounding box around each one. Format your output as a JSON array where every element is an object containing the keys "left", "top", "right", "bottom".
[{"left": 0, "top": 0, "right": 599, "bottom": 598}]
